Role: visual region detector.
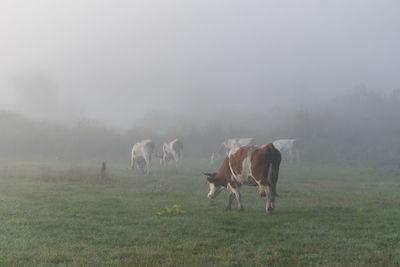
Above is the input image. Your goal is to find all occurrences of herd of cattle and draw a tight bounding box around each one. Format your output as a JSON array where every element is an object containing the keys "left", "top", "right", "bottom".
[
  {"left": 130, "top": 138, "right": 298, "bottom": 213},
  {"left": 130, "top": 138, "right": 184, "bottom": 175}
]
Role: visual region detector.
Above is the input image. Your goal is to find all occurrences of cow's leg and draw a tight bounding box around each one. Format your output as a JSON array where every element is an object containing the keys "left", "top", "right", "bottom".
[
  {"left": 138, "top": 161, "right": 145, "bottom": 174},
  {"left": 178, "top": 151, "right": 183, "bottom": 166},
  {"left": 271, "top": 184, "right": 277, "bottom": 210},
  {"left": 146, "top": 160, "right": 151, "bottom": 175},
  {"left": 135, "top": 160, "right": 140, "bottom": 171},
  {"left": 231, "top": 186, "right": 243, "bottom": 211},
  {"left": 131, "top": 158, "right": 135, "bottom": 170},
  {"left": 257, "top": 184, "right": 274, "bottom": 213},
  {"left": 288, "top": 149, "right": 294, "bottom": 163},
  {"left": 173, "top": 152, "right": 179, "bottom": 169},
  {"left": 160, "top": 157, "right": 164, "bottom": 167},
  {"left": 148, "top": 153, "right": 153, "bottom": 175},
  {"left": 226, "top": 192, "right": 235, "bottom": 210},
  {"left": 175, "top": 154, "right": 180, "bottom": 169},
  {"left": 295, "top": 149, "right": 300, "bottom": 162},
  {"left": 161, "top": 154, "right": 167, "bottom": 167},
  {"left": 265, "top": 186, "right": 275, "bottom": 213},
  {"left": 174, "top": 153, "right": 179, "bottom": 169},
  {"left": 236, "top": 189, "right": 244, "bottom": 211}
]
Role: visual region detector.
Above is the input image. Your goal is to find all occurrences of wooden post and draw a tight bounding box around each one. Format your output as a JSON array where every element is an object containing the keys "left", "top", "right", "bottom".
[{"left": 100, "top": 161, "right": 107, "bottom": 179}]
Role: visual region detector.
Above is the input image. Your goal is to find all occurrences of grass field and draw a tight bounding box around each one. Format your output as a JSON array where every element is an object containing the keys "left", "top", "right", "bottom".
[{"left": 0, "top": 160, "right": 400, "bottom": 266}]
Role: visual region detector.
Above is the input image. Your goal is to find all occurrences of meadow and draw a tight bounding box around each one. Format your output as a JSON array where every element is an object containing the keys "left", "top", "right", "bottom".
[{"left": 0, "top": 160, "right": 400, "bottom": 266}]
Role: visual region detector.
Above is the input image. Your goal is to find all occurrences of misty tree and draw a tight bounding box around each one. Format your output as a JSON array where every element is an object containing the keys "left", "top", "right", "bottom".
[{"left": 12, "top": 71, "right": 82, "bottom": 125}]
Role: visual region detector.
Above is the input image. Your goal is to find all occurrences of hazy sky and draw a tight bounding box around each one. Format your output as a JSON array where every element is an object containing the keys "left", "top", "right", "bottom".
[{"left": 1, "top": 0, "right": 399, "bottom": 128}]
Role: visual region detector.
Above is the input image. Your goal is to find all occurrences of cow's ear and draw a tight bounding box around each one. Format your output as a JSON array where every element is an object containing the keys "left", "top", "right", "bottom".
[
  {"left": 203, "top": 172, "right": 216, "bottom": 182},
  {"left": 207, "top": 176, "right": 215, "bottom": 183}
]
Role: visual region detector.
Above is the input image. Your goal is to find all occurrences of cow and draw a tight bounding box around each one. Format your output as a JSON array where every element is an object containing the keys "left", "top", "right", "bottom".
[
  {"left": 160, "top": 138, "right": 183, "bottom": 168},
  {"left": 272, "top": 139, "right": 298, "bottom": 162},
  {"left": 210, "top": 144, "right": 227, "bottom": 165},
  {"left": 203, "top": 143, "right": 281, "bottom": 213},
  {"left": 131, "top": 139, "right": 155, "bottom": 175},
  {"left": 210, "top": 138, "right": 254, "bottom": 164}
]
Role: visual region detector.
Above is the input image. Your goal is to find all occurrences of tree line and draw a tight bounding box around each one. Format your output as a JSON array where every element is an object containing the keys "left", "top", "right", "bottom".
[{"left": 1, "top": 87, "right": 399, "bottom": 166}]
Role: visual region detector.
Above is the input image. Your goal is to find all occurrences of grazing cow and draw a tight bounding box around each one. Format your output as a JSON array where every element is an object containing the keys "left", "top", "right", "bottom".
[
  {"left": 131, "top": 139, "right": 155, "bottom": 175},
  {"left": 210, "top": 138, "right": 254, "bottom": 164},
  {"left": 210, "top": 144, "right": 227, "bottom": 165},
  {"left": 161, "top": 138, "right": 184, "bottom": 168},
  {"left": 204, "top": 143, "right": 281, "bottom": 213},
  {"left": 272, "top": 139, "right": 298, "bottom": 162}
]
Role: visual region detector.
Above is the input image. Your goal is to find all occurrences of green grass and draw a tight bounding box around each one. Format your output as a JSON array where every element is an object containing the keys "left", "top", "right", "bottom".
[{"left": 0, "top": 161, "right": 400, "bottom": 266}]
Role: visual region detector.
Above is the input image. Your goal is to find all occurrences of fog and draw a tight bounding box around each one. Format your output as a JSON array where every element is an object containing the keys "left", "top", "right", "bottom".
[
  {"left": 1, "top": 0, "right": 399, "bottom": 126},
  {"left": 1, "top": 1, "right": 400, "bottom": 165}
]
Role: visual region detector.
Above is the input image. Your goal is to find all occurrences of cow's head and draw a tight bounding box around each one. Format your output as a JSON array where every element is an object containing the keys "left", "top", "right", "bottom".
[
  {"left": 203, "top": 172, "right": 222, "bottom": 199},
  {"left": 160, "top": 152, "right": 173, "bottom": 167},
  {"left": 136, "top": 157, "right": 147, "bottom": 171}
]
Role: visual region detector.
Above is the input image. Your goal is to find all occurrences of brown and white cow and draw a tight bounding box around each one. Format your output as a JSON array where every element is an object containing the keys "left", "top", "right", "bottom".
[
  {"left": 203, "top": 143, "right": 281, "bottom": 213},
  {"left": 161, "top": 138, "right": 183, "bottom": 168}
]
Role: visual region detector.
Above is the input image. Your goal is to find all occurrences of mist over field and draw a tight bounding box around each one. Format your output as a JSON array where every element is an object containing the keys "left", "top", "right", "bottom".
[
  {"left": 3, "top": 2, "right": 400, "bottom": 265},
  {"left": 1, "top": 0, "right": 400, "bottom": 164}
]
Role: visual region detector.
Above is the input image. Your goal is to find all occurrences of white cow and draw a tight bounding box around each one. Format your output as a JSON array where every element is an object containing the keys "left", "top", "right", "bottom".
[
  {"left": 161, "top": 139, "right": 184, "bottom": 168},
  {"left": 272, "top": 139, "right": 298, "bottom": 162},
  {"left": 131, "top": 139, "right": 155, "bottom": 175},
  {"left": 210, "top": 138, "right": 254, "bottom": 164}
]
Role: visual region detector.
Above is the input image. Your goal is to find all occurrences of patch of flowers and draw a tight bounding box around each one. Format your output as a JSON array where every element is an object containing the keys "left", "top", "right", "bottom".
[{"left": 156, "top": 204, "right": 185, "bottom": 216}]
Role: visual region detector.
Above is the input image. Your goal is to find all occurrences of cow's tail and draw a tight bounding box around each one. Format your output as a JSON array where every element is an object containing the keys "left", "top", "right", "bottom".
[{"left": 268, "top": 144, "right": 282, "bottom": 197}]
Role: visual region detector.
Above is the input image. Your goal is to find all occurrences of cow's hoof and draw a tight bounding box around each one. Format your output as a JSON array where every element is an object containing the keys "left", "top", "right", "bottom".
[
  {"left": 267, "top": 207, "right": 274, "bottom": 213},
  {"left": 239, "top": 207, "right": 244, "bottom": 212},
  {"left": 225, "top": 207, "right": 232, "bottom": 211}
]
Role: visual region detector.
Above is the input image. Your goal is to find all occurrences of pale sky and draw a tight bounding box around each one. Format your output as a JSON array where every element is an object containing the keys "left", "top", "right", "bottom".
[{"left": 1, "top": 0, "right": 399, "bottom": 128}]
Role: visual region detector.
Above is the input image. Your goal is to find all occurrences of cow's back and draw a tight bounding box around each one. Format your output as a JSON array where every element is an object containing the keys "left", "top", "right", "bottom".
[
  {"left": 172, "top": 139, "right": 183, "bottom": 152},
  {"left": 228, "top": 144, "right": 281, "bottom": 186},
  {"left": 228, "top": 146, "right": 252, "bottom": 176},
  {"left": 133, "top": 139, "right": 154, "bottom": 158},
  {"left": 142, "top": 140, "right": 155, "bottom": 155},
  {"left": 272, "top": 139, "right": 295, "bottom": 152},
  {"left": 228, "top": 146, "right": 259, "bottom": 185}
]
